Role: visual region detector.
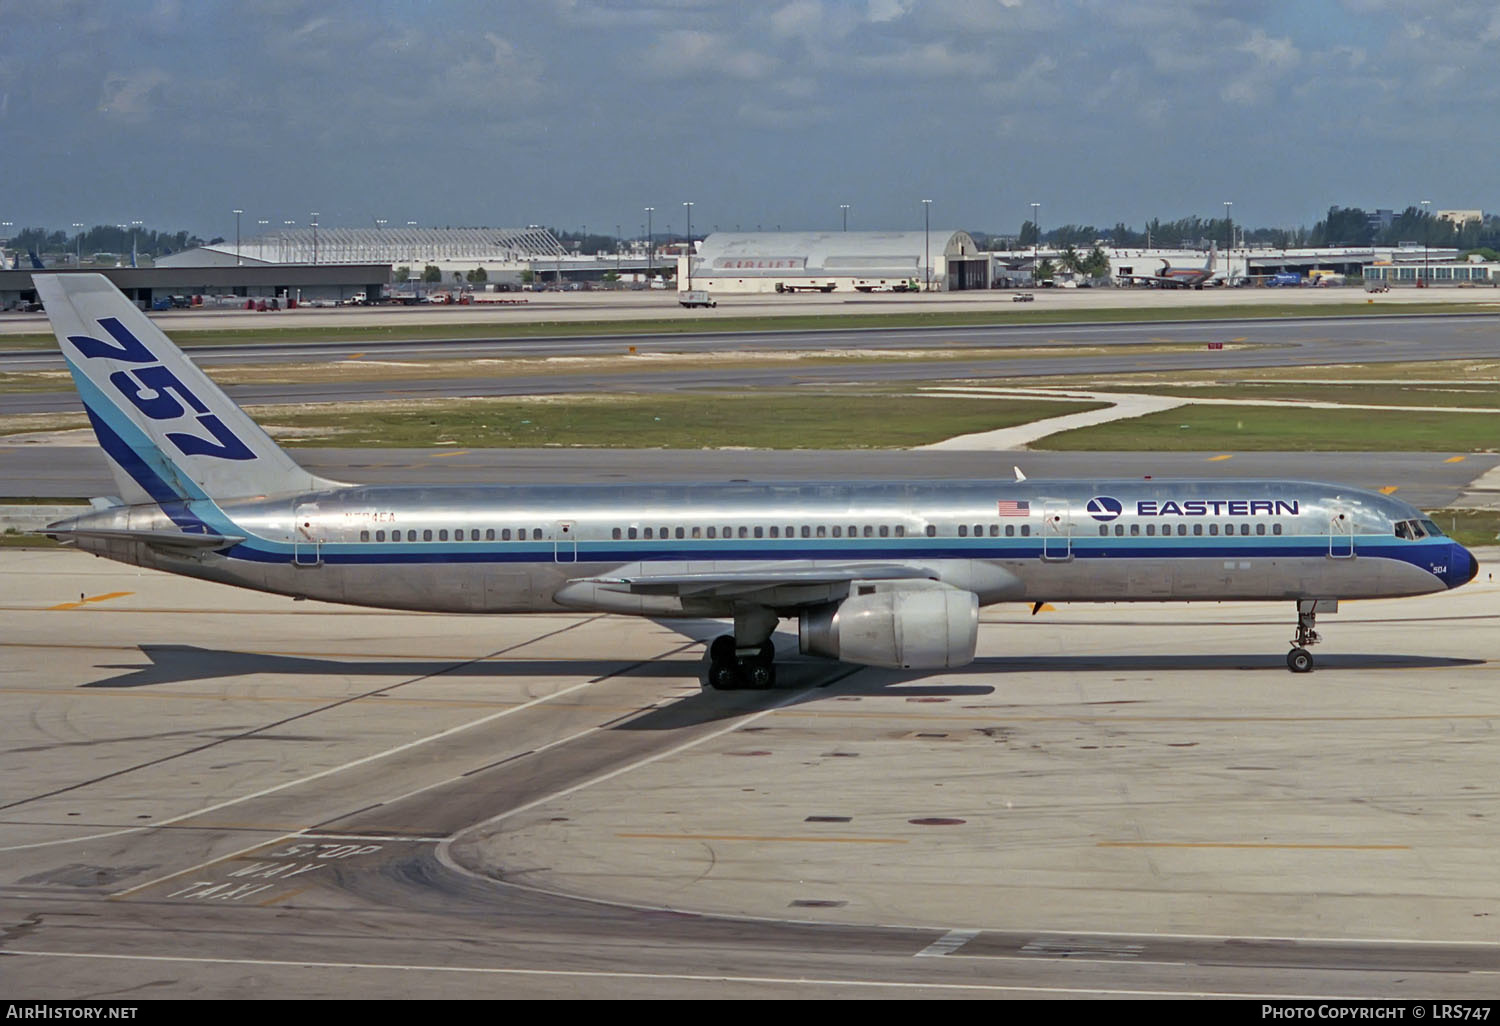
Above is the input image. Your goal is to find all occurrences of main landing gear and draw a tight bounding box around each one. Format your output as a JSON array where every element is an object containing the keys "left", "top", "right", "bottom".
[
  {"left": 703, "top": 607, "right": 779, "bottom": 691},
  {"left": 1287, "top": 599, "right": 1329, "bottom": 674},
  {"left": 706, "top": 635, "right": 776, "bottom": 690}
]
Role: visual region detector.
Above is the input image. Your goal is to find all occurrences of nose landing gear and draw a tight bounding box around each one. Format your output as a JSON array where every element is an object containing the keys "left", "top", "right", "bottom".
[{"left": 1287, "top": 599, "right": 1333, "bottom": 673}]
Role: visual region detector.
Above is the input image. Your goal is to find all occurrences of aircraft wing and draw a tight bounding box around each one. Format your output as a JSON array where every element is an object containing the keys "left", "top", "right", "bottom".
[{"left": 568, "top": 562, "right": 936, "bottom": 601}]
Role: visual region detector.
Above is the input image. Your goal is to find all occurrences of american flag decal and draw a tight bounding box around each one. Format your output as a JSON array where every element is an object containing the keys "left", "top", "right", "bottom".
[{"left": 997, "top": 500, "right": 1030, "bottom": 516}]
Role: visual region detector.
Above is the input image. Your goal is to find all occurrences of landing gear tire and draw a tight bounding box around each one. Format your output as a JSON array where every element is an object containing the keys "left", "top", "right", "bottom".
[
  {"left": 1287, "top": 647, "right": 1314, "bottom": 674},
  {"left": 709, "top": 659, "right": 741, "bottom": 691}
]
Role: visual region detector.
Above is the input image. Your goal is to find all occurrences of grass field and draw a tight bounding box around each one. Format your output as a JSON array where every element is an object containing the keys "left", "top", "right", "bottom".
[
  {"left": 1036, "top": 404, "right": 1500, "bottom": 451},
  {"left": 1079, "top": 382, "right": 1500, "bottom": 408},
  {"left": 265, "top": 394, "right": 1106, "bottom": 449}
]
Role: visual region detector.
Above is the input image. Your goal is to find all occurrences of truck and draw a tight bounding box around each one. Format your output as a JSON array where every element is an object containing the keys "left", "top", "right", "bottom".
[{"left": 679, "top": 289, "right": 717, "bottom": 308}]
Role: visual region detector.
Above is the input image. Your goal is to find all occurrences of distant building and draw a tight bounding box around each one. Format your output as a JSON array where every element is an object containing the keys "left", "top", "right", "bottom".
[
  {"left": 1437, "top": 209, "right": 1484, "bottom": 227},
  {"left": 685, "top": 230, "right": 991, "bottom": 293}
]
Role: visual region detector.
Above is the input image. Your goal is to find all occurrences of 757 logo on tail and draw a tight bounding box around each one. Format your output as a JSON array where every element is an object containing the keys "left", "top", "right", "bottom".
[{"left": 68, "top": 317, "right": 256, "bottom": 461}]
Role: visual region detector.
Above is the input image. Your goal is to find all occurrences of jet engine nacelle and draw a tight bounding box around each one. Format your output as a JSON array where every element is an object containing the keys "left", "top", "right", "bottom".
[{"left": 799, "top": 583, "right": 979, "bottom": 669}]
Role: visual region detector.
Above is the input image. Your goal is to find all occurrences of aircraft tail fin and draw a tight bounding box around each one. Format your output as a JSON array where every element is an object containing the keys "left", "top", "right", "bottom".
[
  {"left": 33, "top": 273, "right": 343, "bottom": 506},
  {"left": 28, "top": 249, "right": 44, "bottom": 270}
]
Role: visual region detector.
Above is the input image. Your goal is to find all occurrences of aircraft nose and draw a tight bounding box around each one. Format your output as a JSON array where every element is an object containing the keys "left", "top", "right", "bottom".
[{"left": 1449, "top": 543, "right": 1479, "bottom": 589}]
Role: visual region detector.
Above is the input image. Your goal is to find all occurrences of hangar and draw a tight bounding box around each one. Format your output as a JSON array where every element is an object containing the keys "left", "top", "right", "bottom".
[
  {"left": 0, "top": 264, "right": 392, "bottom": 311},
  {"left": 685, "top": 230, "right": 991, "bottom": 294}
]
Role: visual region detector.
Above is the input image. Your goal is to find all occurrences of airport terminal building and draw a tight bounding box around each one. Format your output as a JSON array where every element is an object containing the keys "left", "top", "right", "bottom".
[{"left": 683, "top": 231, "right": 991, "bottom": 293}]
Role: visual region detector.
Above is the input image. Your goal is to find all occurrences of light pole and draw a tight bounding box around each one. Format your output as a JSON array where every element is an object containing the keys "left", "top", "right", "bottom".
[
  {"left": 130, "top": 220, "right": 142, "bottom": 266},
  {"left": 616, "top": 223, "right": 622, "bottom": 280},
  {"left": 1420, "top": 199, "right": 1431, "bottom": 287},
  {"left": 840, "top": 204, "right": 849, "bottom": 231},
  {"left": 1223, "top": 201, "right": 1232, "bottom": 280},
  {"left": 683, "top": 201, "right": 693, "bottom": 290},
  {"left": 311, "top": 212, "right": 319, "bottom": 265},
  {"left": 233, "top": 209, "right": 243, "bottom": 265},
  {"left": 257, "top": 220, "right": 268, "bottom": 263},
  {"left": 72, "top": 223, "right": 84, "bottom": 265},
  {"left": 1030, "top": 202, "right": 1040, "bottom": 259},
  {"left": 922, "top": 199, "right": 932, "bottom": 291},
  {"left": 644, "top": 207, "right": 654, "bottom": 282}
]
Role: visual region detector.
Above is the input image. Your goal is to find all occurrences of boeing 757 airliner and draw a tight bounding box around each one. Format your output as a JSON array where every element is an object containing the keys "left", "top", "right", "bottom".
[{"left": 35, "top": 274, "right": 1477, "bottom": 685}]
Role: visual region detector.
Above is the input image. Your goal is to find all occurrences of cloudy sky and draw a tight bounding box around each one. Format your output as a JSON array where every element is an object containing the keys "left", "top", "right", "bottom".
[{"left": 2, "top": 0, "right": 1493, "bottom": 240}]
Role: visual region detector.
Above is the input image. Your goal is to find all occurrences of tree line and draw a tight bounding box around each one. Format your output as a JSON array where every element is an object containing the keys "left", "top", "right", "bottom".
[{"left": 2, "top": 225, "right": 208, "bottom": 259}]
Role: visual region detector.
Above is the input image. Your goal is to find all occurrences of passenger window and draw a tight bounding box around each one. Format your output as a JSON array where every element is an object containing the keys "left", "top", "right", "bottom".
[
  {"left": 989, "top": 525, "right": 999, "bottom": 537},
  {"left": 1099, "top": 526, "right": 1108, "bottom": 536},
  {"left": 925, "top": 525, "right": 936, "bottom": 537},
  {"left": 533, "top": 529, "right": 542, "bottom": 540},
  {"left": 373, "top": 530, "right": 383, "bottom": 542},
  {"left": 423, "top": 529, "right": 433, "bottom": 541},
  {"left": 1256, "top": 523, "right": 1265, "bottom": 536},
  {"left": 502, "top": 528, "right": 512, "bottom": 540},
  {"left": 895, "top": 525, "right": 905, "bottom": 537},
  {"left": 1193, "top": 524, "right": 1203, "bottom": 536},
  {"left": 390, "top": 532, "right": 400, "bottom": 543},
  {"left": 706, "top": 527, "right": 716, "bottom": 538},
  {"left": 1114, "top": 524, "right": 1123, "bottom": 537},
  {"left": 1021, "top": 525, "right": 1030, "bottom": 537},
  {"left": 970, "top": 524, "right": 980, "bottom": 537},
  {"left": 1006, "top": 524, "right": 1015, "bottom": 537},
  {"left": 1240, "top": 524, "right": 1250, "bottom": 536},
  {"left": 628, "top": 527, "right": 638, "bottom": 539},
  {"left": 439, "top": 530, "right": 448, "bottom": 541},
  {"left": 753, "top": 526, "right": 763, "bottom": 538},
  {"left": 1145, "top": 524, "right": 1155, "bottom": 537},
  {"left": 879, "top": 525, "right": 889, "bottom": 538},
  {"left": 691, "top": 526, "right": 701, "bottom": 539},
  {"left": 644, "top": 527, "right": 653, "bottom": 539},
  {"left": 817, "top": 525, "right": 827, "bottom": 538},
  {"left": 676, "top": 527, "right": 685, "bottom": 539},
  {"left": 1209, "top": 524, "right": 1218, "bottom": 536},
  {"left": 801, "top": 526, "right": 811, "bottom": 538},
  {"left": 612, "top": 528, "right": 621, "bottom": 540},
  {"left": 361, "top": 530, "right": 371, "bottom": 542},
  {"left": 660, "top": 526, "right": 668, "bottom": 538},
  {"left": 769, "top": 526, "right": 779, "bottom": 538},
  {"left": 848, "top": 525, "right": 857, "bottom": 537},
  {"left": 832, "top": 526, "right": 842, "bottom": 537},
  {"left": 1178, "top": 524, "right": 1187, "bottom": 536},
  {"left": 487, "top": 529, "right": 495, "bottom": 541},
  {"left": 723, "top": 526, "right": 732, "bottom": 537},
  {"left": 1130, "top": 524, "right": 1140, "bottom": 536},
  {"left": 1273, "top": 524, "right": 1282, "bottom": 536},
  {"left": 738, "top": 526, "right": 748, "bottom": 539},
  {"left": 958, "top": 525, "right": 968, "bottom": 537},
  {"left": 786, "top": 525, "right": 794, "bottom": 538}
]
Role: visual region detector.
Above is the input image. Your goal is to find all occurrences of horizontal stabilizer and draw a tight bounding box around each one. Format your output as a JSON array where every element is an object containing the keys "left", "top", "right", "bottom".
[{"left": 45, "top": 524, "right": 244, "bottom": 552}]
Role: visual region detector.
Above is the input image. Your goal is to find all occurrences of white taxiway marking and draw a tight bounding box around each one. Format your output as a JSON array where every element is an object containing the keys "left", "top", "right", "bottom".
[{"left": 915, "top": 929, "right": 981, "bottom": 957}]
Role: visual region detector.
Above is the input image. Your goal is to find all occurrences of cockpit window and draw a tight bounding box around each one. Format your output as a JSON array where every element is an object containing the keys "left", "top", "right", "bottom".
[{"left": 1394, "top": 518, "right": 1443, "bottom": 540}]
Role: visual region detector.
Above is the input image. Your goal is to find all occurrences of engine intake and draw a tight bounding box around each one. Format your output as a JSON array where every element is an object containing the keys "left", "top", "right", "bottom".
[{"left": 799, "top": 583, "right": 978, "bottom": 669}]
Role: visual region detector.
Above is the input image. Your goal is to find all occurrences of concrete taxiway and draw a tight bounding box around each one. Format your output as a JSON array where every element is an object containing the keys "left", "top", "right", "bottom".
[{"left": 3, "top": 546, "right": 1499, "bottom": 998}]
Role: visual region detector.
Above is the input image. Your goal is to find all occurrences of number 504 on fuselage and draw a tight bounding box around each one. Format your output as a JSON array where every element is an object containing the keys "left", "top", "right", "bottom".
[{"left": 35, "top": 273, "right": 1478, "bottom": 686}]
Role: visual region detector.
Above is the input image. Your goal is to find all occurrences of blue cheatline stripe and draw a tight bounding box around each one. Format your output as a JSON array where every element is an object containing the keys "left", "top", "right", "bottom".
[{"left": 212, "top": 536, "right": 1452, "bottom": 576}]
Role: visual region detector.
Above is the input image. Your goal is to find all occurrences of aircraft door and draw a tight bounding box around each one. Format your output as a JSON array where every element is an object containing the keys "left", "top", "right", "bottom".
[
  {"left": 1041, "top": 501, "right": 1071, "bottom": 561},
  {"left": 553, "top": 521, "right": 578, "bottom": 563},
  {"left": 1329, "top": 508, "right": 1355, "bottom": 558},
  {"left": 293, "top": 502, "right": 323, "bottom": 567}
]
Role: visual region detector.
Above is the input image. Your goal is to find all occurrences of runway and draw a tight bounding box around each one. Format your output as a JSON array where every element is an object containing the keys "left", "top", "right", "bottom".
[
  {"left": 3, "top": 547, "right": 1499, "bottom": 998},
  {"left": 4, "top": 311, "right": 1499, "bottom": 415}
]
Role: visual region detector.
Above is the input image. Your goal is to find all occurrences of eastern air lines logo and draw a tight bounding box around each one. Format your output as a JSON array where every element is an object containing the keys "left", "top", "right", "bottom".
[{"left": 1086, "top": 496, "right": 1123, "bottom": 522}]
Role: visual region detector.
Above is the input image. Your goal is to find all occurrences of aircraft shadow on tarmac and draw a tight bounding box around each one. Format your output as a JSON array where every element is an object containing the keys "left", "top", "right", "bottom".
[{"left": 79, "top": 643, "right": 1480, "bottom": 703}]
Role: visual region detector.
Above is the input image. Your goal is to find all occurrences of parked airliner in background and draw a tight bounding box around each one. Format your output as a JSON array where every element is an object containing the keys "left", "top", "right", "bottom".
[
  {"left": 1117, "top": 244, "right": 1220, "bottom": 289},
  {"left": 37, "top": 274, "right": 1477, "bottom": 685}
]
